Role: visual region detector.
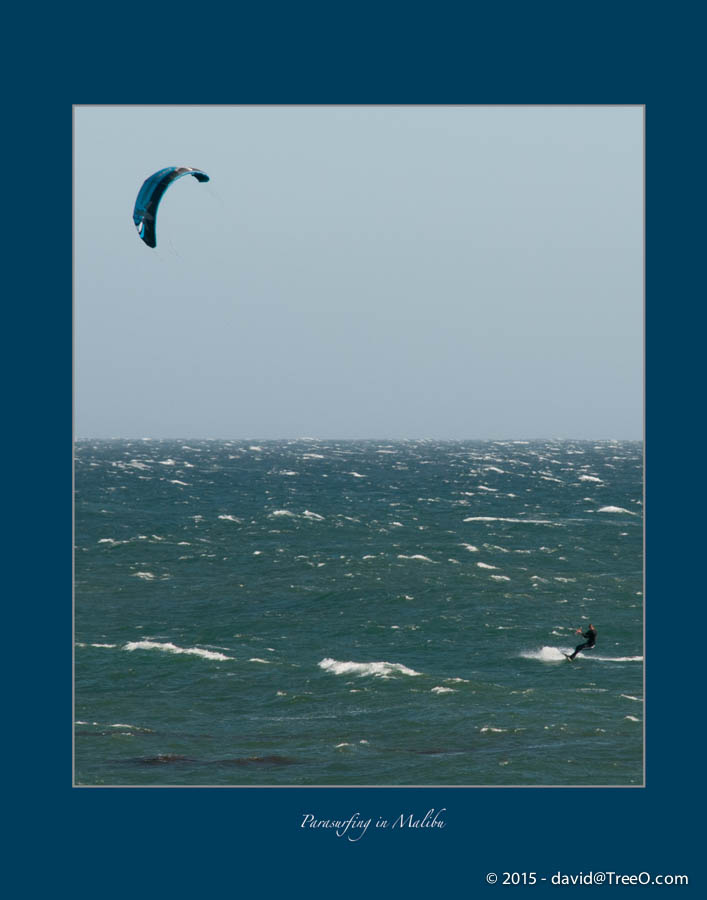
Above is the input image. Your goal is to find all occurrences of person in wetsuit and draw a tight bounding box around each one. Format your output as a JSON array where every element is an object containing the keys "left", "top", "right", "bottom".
[{"left": 567, "top": 624, "right": 597, "bottom": 660}]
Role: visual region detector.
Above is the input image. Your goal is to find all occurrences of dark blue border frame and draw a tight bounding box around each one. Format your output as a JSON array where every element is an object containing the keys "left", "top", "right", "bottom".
[{"left": 12, "top": 2, "right": 699, "bottom": 893}]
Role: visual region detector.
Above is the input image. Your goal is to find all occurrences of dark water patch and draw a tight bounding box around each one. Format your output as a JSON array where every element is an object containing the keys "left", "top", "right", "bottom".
[
  {"left": 131, "top": 754, "right": 196, "bottom": 766},
  {"left": 217, "top": 755, "right": 299, "bottom": 767},
  {"left": 122, "top": 753, "right": 299, "bottom": 768}
]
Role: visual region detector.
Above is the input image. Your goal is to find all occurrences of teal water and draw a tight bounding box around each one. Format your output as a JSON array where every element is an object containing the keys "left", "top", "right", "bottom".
[{"left": 74, "top": 439, "right": 643, "bottom": 786}]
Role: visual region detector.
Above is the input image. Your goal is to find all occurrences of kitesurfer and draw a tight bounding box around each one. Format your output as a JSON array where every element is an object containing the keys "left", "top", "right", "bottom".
[{"left": 566, "top": 624, "right": 597, "bottom": 660}]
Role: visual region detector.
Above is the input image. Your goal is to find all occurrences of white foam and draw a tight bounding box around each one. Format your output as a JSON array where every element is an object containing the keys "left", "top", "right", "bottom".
[
  {"left": 579, "top": 475, "right": 603, "bottom": 483},
  {"left": 303, "top": 510, "right": 325, "bottom": 520},
  {"left": 397, "top": 554, "right": 435, "bottom": 563},
  {"left": 597, "top": 506, "right": 636, "bottom": 515},
  {"left": 319, "top": 657, "right": 422, "bottom": 678},
  {"left": 271, "top": 509, "right": 296, "bottom": 517},
  {"left": 463, "top": 517, "right": 553, "bottom": 524},
  {"left": 349, "top": 472, "right": 366, "bottom": 478},
  {"left": 123, "top": 640, "right": 233, "bottom": 661},
  {"left": 621, "top": 694, "right": 643, "bottom": 702},
  {"left": 431, "top": 686, "right": 455, "bottom": 694},
  {"left": 520, "top": 646, "right": 569, "bottom": 662},
  {"left": 624, "top": 715, "right": 640, "bottom": 722},
  {"left": 218, "top": 514, "right": 242, "bottom": 523},
  {"left": 592, "top": 655, "right": 643, "bottom": 662},
  {"left": 461, "top": 543, "right": 479, "bottom": 552},
  {"left": 249, "top": 658, "right": 270, "bottom": 664},
  {"left": 477, "top": 562, "right": 497, "bottom": 569},
  {"left": 133, "top": 572, "right": 156, "bottom": 580},
  {"left": 480, "top": 726, "right": 507, "bottom": 733},
  {"left": 490, "top": 575, "right": 511, "bottom": 582},
  {"left": 169, "top": 480, "right": 189, "bottom": 486}
]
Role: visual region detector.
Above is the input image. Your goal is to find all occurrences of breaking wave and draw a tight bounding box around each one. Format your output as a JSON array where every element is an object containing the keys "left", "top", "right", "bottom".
[{"left": 318, "top": 657, "right": 422, "bottom": 678}]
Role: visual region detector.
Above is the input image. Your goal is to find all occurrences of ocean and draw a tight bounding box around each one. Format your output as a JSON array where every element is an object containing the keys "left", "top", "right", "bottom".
[{"left": 74, "top": 439, "right": 643, "bottom": 786}]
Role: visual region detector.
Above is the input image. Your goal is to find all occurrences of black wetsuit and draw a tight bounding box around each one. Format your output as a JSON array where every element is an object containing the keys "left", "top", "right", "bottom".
[{"left": 569, "top": 627, "right": 596, "bottom": 660}]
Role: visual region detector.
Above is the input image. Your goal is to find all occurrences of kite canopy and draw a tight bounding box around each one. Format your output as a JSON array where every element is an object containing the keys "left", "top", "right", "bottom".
[{"left": 133, "top": 166, "right": 210, "bottom": 248}]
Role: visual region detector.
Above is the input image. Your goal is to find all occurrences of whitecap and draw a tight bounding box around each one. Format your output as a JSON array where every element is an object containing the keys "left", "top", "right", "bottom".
[
  {"left": 319, "top": 657, "right": 421, "bottom": 678},
  {"left": 123, "top": 640, "right": 232, "bottom": 661},
  {"left": 463, "top": 516, "right": 553, "bottom": 525},
  {"left": 431, "top": 686, "right": 455, "bottom": 694}
]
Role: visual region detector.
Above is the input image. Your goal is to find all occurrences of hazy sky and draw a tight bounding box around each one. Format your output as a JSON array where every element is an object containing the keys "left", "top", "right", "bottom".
[{"left": 75, "top": 105, "right": 643, "bottom": 440}]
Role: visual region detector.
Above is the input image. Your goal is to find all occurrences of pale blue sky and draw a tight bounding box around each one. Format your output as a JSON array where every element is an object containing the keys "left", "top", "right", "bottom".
[{"left": 74, "top": 105, "right": 642, "bottom": 440}]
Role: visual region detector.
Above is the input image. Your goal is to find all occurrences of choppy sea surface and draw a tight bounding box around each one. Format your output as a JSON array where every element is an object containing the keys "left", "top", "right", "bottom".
[{"left": 74, "top": 439, "right": 643, "bottom": 786}]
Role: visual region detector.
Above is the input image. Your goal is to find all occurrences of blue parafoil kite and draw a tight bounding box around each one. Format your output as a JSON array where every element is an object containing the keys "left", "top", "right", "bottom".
[{"left": 133, "top": 166, "right": 210, "bottom": 248}]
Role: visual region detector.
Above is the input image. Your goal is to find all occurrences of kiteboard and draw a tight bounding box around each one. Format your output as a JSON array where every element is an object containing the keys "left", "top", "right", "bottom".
[{"left": 563, "top": 654, "right": 574, "bottom": 662}]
